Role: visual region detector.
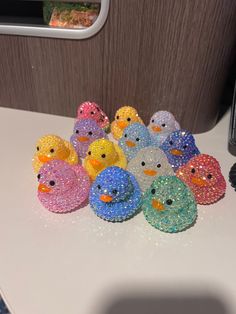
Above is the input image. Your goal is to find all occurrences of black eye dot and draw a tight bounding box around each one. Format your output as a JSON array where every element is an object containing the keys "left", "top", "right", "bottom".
[
  {"left": 161, "top": 123, "right": 166, "bottom": 127},
  {"left": 49, "top": 180, "right": 55, "bottom": 186},
  {"left": 37, "top": 146, "right": 39, "bottom": 151},
  {"left": 191, "top": 168, "right": 195, "bottom": 173},
  {"left": 37, "top": 174, "right": 40, "bottom": 180},
  {"left": 88, "top": 151, "right": 91, "bottom": 155},
  {"left": 127, "top": 117, "right": 131, "bottom": 122},
  {"left": 183, "top": 144, "right": 188, "bottom": 149},
  {"left": 97, "top": 185, "right": 101, "bottom": 189},
  {"left": 141, "top": 161, "right": 145, "bottom": 166},
  {"left": 124, "top": 134, "right": 127, "bottom": 138},
  {"left": 101, "top": 154, "right": 106, "bottom": 158},
  {"left": 80, "top": 110, "right": 83, "bottom": 114},
  {"left": 112, "top": 189, "right": 118, "bottom": 195},
  {"left": 207, "top": 174, "right": 212, "bottom": 179},
  {"left": 169, "top": 140, "right": 173, "bottom": 145},
  {"left": 88, "top": 131, "right": 93, "bottom": 135},
  {"left": 116, "top": 115, "right": 119, "bottom": 119},
  {"left": 136, "top": 138, "right": 140, "bottom": 141},
  {"left": 157, "top": 164, "right": 161, "bottom": 168},
  {"left": 75, "top": 130, "right": 79, "bottom": 134},
  {"left": 166, "top": 199, "right": 173, "bottom": 205},
  {"left": 91, "top": 111, "right": 95, "bottom": 115},
  {"left": 50, "top": 148, "right": 54, "bottom": 153},
  {"left": 151, "top": 189, "right": 156, "bottom": 194},
  {"left": 152, "top": 119, "right": 155, "bottom": 123}
]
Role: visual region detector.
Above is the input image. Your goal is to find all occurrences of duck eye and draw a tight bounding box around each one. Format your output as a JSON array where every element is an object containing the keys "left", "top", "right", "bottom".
[
  {"left": 141, "top": 161, "right": 145, "bottom": 166},
  {"left": 207, "top": 174, "right": 212, "bottom": 179},
  {"left": 97, "top": 185, "right": 101, "bottom": 189},
  {"left": 101, "top": 154, "right": 106, "bottom": 158},
  {"left": 88, "top": 151, "right": 91, "bottom": 155},
  {"left": 80, "top": 110, "right": 83, "bottom": 114},
  {"left": 183, "top": 144, "right": 188, "bottom": 149},
  {"left": 76, "top": 130, "right": 79, "bottom": 134},
  {"left": 157, "top": 164, "right": 161, "bottom": 168},
  {"left": 49, "top": 180, "right": 55, "bottom": 186},
  {"left": 161, "top": 123, "right": 166, "bottom": 127},
  {"left": 88, "top": 131, "right": 93, "bottom": 135},
  {"left": 136, "top": 138, "right": 140, "bottom": 141},
  {"left": 151, "top": 189, "right": 156, "bottom": 194},
  {"left": 37, "top": 174, "right": 41, "bottom": 180},
  {"left": 169, "top": 140, "right": 173, "bottom": 145},
  {"left": 50, "top": 148, "right": 54, "bottom": 153},
  {"left": 124, "top": 134, "right": 127, "bottom": 138},
  {"left": 191, "top": 168, "right": 195, "bottom": 174},
  {"left": 37, "top": 146, "right": 39, "bottom": 151},
  {"left": 166, "top": 199, "right": 173, "bottom": 205},
  {"left": 116, "top": 115, "right": 119, "bottom": 119},
  {"left": 112, "top": 189, "right": 118, "bottom": 195},
  {"left": 127, "top": 117, "right": 131, "bottom": 122},
  {"left": 152, "top": 119, "right": 155, "bottom": 123},
  {"left": 91, "top": 111, "right": 95, "bottom": 115}
]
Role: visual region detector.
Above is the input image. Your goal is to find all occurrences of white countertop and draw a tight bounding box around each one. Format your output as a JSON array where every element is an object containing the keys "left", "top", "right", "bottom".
[{"left": 0, "top": 107, "right": 235, "bottom": 314}]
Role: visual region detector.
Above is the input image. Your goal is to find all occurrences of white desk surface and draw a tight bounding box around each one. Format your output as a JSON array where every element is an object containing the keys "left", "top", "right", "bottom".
[{"left": 0, "top": 107, "right": 236, "bottom": 314}]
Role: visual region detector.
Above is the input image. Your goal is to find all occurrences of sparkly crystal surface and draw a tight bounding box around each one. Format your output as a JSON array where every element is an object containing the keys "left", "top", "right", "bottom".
[
  {"left": 148, "top": 111, "right": 180, "bottom": 146},
  {"left": 176, "top": 154, "right": 226, "bottom": 204},
  {"left": 38, "top": 160, "right": 91, "bottom": 213},
  {"left": 127, "top": 146, "right": 174, "bottom": 192},
  {"left": 77, "top": 101, "right": 110, "bottom": 131},
  {"left": 160, "top": 130, "right": 200, "bottom": 171},
  {"left": 70, "top": 119, "right": 107, "bottom": 158},
  {"left": 90, "top": 166, "right": 142, "bottom": 222},
  {"left": 111, "top": 106, "right": 144, "bottom": 140},
  {"left": 118, "top": 123, "right": 152, "bottom": 161},
  {"left": 142, "top": 176, "right": 197, "bottom": 233}
]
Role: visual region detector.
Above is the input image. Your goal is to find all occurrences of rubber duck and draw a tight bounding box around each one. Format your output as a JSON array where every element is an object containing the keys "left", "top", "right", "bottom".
[
  {"left": 84, "top": 138, "right": 127, "bottom": 180},
  {"left": 127, "top": 146, "right": 174, "bottom": 192},
  {"left": 77, "top": 101, "right": 110, "bottom": 131},
  {"left": 142, "top": 176, "right": 197, "bottom": 233},
  {"left": 89, "top": 166, "right": 142, "bottom": 221},
  {"left": 176, "top": 154, "right": 226, "bottom": 204},
  {"left": 111, "top": 106, "right": 144, "bottom": 140},
  {"left": 160, "top": 130, "right": 200, "bottom": 171},
  {"left": 70, "top": 119, "right": 107, "bottom": 159},
  {"left": 37, "top": 160, "right": 90, "bottom": 213},
  {"left": 118, "top": 123, "right": 152, "bottom": 161},
  {"left": 32, "top": 135, "right": 79, "bottom": 173},
  {"left": 148, "top": 111, "right": 180, "bottom": 146}
]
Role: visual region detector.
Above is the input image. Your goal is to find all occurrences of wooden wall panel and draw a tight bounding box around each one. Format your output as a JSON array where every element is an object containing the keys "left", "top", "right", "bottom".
[{"left": 0, "top": 0, "right": 235, "bottom": 132}]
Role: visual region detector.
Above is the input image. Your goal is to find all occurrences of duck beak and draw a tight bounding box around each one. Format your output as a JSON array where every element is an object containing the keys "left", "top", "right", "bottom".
[
  {"left": 152, "top": 199, "right": 165, "bottom": 211},
  {"left": 100, "top": 194, "right": 113, "bottom": 203},
  {"left": 117, "top": 121, "right": 128, "bottom": 129},
  {"left": 89, "top": 159, "right": 104, "bottom": 170},
  {"left": 170, "top": 149, "right": 183, "bottom": 156},
  {"left": 126, "top": 140, "right": 136, "bottom": 147},
  {"left": 38, "top": 155, "right": 51, "bottom": 163},
  {"left": 144, "top": 169, "right": 157, "bottom": 176},
  {"left": 191, "top": 177, "right": 208, "bottom": 187},
  {"left": 78, "top": 136, "right": 89, "bottom": 142},
  {"left": 38, "top": 183, "right": 51, "bottom": 193},
  {"left": 152, "top": 125, "right": 162, "bottom": 132}
]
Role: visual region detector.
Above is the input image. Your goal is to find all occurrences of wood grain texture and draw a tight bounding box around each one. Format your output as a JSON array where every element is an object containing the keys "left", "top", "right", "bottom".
[{"left": 0, "top": 0, "right": 236, "bottom": 132}]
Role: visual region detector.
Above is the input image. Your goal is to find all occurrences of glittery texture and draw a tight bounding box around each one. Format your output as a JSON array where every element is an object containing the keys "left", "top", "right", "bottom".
[
  {"left": 127, "top": 146, "right": 174, "bottom": 192},
  {"left": 84, "top": 138, "right": 127, "bottom": 180},
  {"left": 148, "top": 111, "right": 180, "bottom": 146},
  {"left": 32, "top": 134, "right": 79, "bottom": 173},
  {"left": 90, "top": 166, "right": 142, "bottom": 222},
  {"left": 111, "top": 106, "right": 144, "bottom": 140},
  {"left": 70, "top": 119, "right": 107, "bottom": 158},
  {"left": 160, "top": 130, "right": 200, "bottom": 171},
  {"left": 77, "top": 101, "right": 110, "bottom": 131},
  {"left": 142, "top": 176, "right": 197, "bottom": 233},
  {"left": 229, "top": 163, "right": 236, "bottom": 191},
  {"left": 37, "top": 160, "right": 90, "bottom": 213},
  {"left": 176, "top": 154, "right": 226, "bottom": 204},
  {"left": 118, "top": 123, "right": 153, "bottom": 161}
]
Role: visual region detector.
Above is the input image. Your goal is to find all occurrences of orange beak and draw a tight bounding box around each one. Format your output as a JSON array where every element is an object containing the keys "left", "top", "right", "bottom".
[
  {"left": 117, "top": 121, "right": 128, "bottom": 129},
  {"left": 100, "top": 194, "right": 113, "bottom": 203},
  {"left": 126, "top": 140, "right": 136, "bottom": 147},
  {"left": 38, "top": 155, "right": 51, "bottom": 163},
  {"left": 89, "top": 159, "right": 104, "bottom": 170},
  {"left": 38, "top": 183, "right": 51, "bottom": 193},
  {"left": 144, "top": 169, "right": 157, "bottom": 176},
  {"left": 152, "top": 199, "right": 165, "bottom": 211},
  {"left": 170, "top": 149, "right": 183, "bottom": 156},
  {"left": 191, "top": 177, "right": 208, "bottom": 187},
  {"left": 78, "top": 136, "right": 89, "bottom": 142},
  {"left": 152, "top": 125, "right": 162, "bottom": 132}
]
